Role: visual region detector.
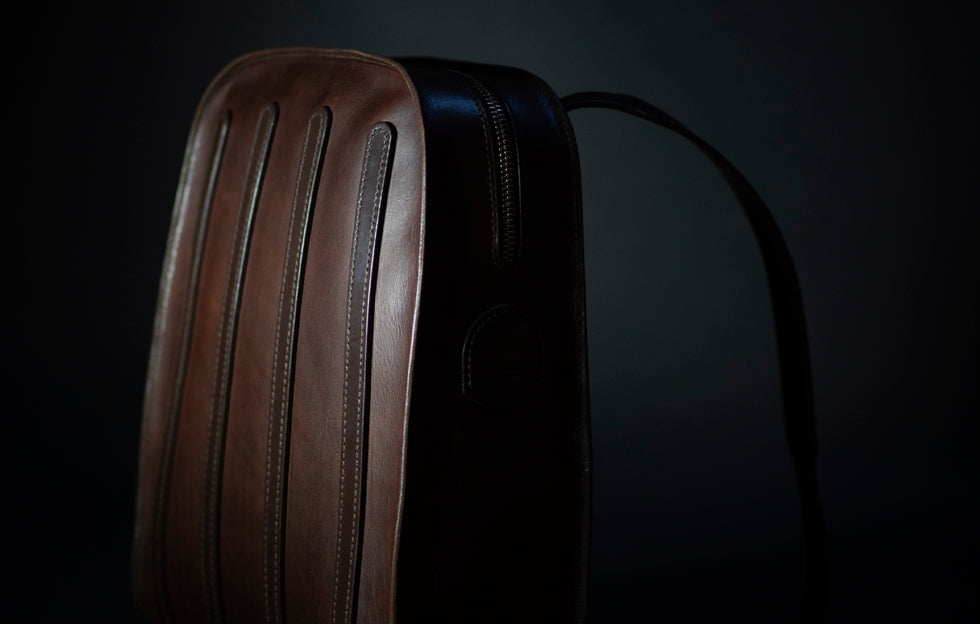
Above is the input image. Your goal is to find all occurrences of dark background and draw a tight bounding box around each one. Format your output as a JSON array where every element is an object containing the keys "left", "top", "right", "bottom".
[{"left": 9, "top": 1, "right": 977, "bottom": 621}]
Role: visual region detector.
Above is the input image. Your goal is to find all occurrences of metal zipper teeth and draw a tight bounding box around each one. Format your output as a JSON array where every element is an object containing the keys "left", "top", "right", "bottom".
[{"left": 467, "top": 75, "right": 520, "bottom": 267}]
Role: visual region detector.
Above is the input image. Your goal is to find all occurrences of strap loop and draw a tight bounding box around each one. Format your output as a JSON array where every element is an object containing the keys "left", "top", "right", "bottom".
[{"left": 563, "top": 92, "right": 829, "bottom": 623}]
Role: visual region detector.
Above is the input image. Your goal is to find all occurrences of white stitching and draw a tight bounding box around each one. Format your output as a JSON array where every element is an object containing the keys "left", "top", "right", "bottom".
[
  {"left": 202, "top": 105, "right": 273, "bottom": 624},
  {"left": 264, "top": 108, "right": 326, "bottom": 624},
  {"left": 331, "top": 124, "right": 390, "bottom": 624},
  {"left": 149, "top": 110, "right": 227, "bottom": 624},
  {"left": 331, "top": 125, "right": 381, "bottom": 624},
  {"left": 146, "top": 106, "right": 210, "bottom": 624},
  {"left": 345, "top": 126, "right": 390, "bottom": 622}
]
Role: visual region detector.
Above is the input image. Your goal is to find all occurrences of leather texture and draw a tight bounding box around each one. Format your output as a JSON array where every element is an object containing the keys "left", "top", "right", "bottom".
[
  {"left": 132, "top": 48, "right": 590, "bottom": 624},
  {"left": 397, "top": 60, "right": 590, "bottom": 624},
  {"left": 132, "top": 49, "right": 427, "bottom": 624}
]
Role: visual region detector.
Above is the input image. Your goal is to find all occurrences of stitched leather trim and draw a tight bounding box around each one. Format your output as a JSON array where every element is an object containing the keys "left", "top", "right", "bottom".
[
  {"left": 147, "top": 110, "right": 231, "bottom": 624},
  {"left": 331, "top": 122, "right": 395, "bottom": 624},
  {"left": 201, "top": 103, "right": 278, "bottom": 624},
  {"left": 262, "top": 106, "right": 332, "bottom": 624}
]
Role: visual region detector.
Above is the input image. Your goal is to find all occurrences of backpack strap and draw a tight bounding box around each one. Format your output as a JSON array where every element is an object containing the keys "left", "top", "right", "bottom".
[{"left": 563, "top": 91, "right": 829, "bottom": 623}]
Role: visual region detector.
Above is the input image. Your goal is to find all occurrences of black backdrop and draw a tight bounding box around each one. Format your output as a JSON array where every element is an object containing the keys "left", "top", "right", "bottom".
[{"left": 10, "top": 1, "right": 977, "bottom": 621}]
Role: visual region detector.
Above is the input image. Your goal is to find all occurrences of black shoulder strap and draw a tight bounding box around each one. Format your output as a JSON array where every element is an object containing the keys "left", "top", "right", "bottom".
[{"left": 562, "top": 92, "right": 829, "bottom": 623}]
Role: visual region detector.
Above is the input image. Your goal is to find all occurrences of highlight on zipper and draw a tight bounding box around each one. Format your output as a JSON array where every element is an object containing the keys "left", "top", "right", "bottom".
[{"left": 465, "top": 74, "right": 521, "bottom": 268}]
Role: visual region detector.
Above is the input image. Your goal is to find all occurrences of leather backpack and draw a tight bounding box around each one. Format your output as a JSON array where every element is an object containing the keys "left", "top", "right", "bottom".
[{"left": 131, "top": 47, "right": 827, "bottom": 623}]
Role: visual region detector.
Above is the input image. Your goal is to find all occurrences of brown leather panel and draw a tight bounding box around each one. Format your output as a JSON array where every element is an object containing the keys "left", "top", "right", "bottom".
[
  {"left": 203, "top": 104, "right": 278, "bottom": 624},
  {"left": 133, "top": 108, "right": 231, "bottom": 624},
  {"left": 165, "top": 102, "right": 278, "bottom": 624},
  {"left": 131, "top": 49, "right": 428, "bottom": 624},
  {"left": 328, "top": 123, "right": 394, "bottom": 624},
  {"left": 262, "top": 106, "right": 332, "bottom": 624},
  {"left": 281, "top": 57, "right": 425, "bottom": 624},
  {"left": 218, "top": 101, "right": 299, "bottom": 624},
  {"left": 170, "top": 112, "right": 233, "bottom": 623},
  {"left": 351, "top": 115, "right": 429, "bottom": 624}
]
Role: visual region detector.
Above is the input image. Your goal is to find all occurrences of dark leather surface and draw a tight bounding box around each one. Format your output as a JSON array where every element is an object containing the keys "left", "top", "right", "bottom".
[{"left": 398, "top": 60, "right": 590, "bottom": 624}]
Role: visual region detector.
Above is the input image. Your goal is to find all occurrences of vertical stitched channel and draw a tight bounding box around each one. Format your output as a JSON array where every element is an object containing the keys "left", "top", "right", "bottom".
[
  {"left": 148, "top": 110, "right": 230, "bottom": 624},
  {"left": 262, "top": 106, "right": 331, "bottom": 624},
  {"left": 200, "top": 103, "right": 278, "bottom": 624},
  {"left": 330, "top": 123, "right": 395, "bottom": 624}
]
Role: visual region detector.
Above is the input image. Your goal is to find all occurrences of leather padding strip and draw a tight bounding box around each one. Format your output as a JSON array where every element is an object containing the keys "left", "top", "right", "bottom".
[
  {"left": 263, "top": 106, "right": 332, "bottom": 624},
  {"left": 201, "top": 103, "right": 278, "bottom": 624},
  {"left": 145, "top": 110, "right": 231, "bottom": 624},
  {"left": 331, "top": 122, "right": 395, "bottom": 624}
]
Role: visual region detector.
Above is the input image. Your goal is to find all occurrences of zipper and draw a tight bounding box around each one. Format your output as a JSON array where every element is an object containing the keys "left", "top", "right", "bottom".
[{"left": 465, "top": 74, "right": 521, "bottom": 268}]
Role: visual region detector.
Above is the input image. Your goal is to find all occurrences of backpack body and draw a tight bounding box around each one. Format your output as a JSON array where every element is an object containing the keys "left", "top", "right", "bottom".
[{"left": 132, "top": 48, "right": 591, "bottom": 624}]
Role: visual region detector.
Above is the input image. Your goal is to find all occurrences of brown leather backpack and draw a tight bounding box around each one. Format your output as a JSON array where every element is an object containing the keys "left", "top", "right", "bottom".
[{"left": 131, "top": 48, "right": 826, "bottom": 624}]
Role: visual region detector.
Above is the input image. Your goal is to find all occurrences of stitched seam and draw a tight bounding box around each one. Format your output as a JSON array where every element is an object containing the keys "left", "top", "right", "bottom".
[
  {"left": 149, "top": 112, "right": 228, "bottom": 624},
  {"left": 332, "top": 125, "right": 381, "bottom": 624},
  {"left": 202, "top": 106, "right": 272, "bottom": 624},
  {"left": 146, "top": 118, "right": 203, "bottom": 624},
  {"left": 276, "top": 120, "right": 320, "bottom": 624},
  {"left": 390, "top": 135, "right": 423, "bottom": 623},
  {"left": 194, "top": 122, "right": 233, "bottom": 624},
  {"left": 204, "top": 50, "right": 402, "bottom": 108},
  {"left": 264, "top": 109, "right": 326, "bottom": 624},
  {"left": 345, "top": 127, "right": 390, "bottom": 623},
  {"left": 262, "top": 109, "right": 323, "bottom": 624},
  {"left": 265, "top": 116, "right": 309, "bottom": 624}
]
